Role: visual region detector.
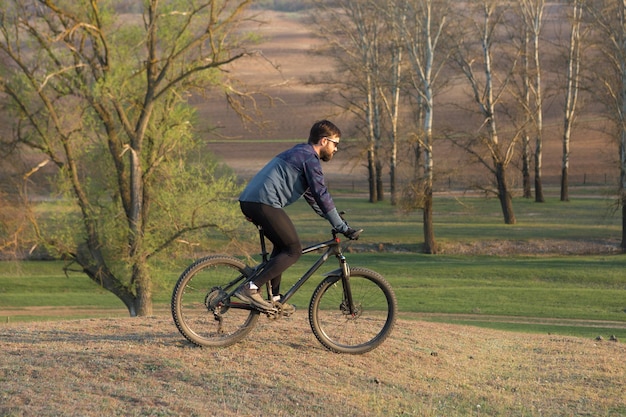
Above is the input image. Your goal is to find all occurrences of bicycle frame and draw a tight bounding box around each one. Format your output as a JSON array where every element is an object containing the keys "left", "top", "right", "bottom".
[{"left": 228, "top": 225, "right": 356, "bottom": 315}]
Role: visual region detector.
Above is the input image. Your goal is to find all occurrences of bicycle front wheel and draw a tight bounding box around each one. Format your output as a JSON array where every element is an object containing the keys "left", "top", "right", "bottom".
[
  {"left": 171, "top": 256, "right": 259, "bottom": 348},
  {"left": 309, "top": 267, "right": 397, "bottom": 354}
]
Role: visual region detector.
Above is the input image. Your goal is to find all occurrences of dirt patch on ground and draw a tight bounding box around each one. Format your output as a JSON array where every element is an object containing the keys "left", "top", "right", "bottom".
[
  {"left": 0, "top": 306, "right": 154, "bottom": 319},
  {"left": 341, "top": 238, "right": 622, "bottom": 256},
  {"left": 438, "top": 238, "right": 623, "bottom": 256}
]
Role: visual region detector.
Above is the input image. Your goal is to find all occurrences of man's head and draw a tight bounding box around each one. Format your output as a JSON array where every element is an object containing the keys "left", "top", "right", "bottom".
[{"left": 308, "top": 120, "right": 341, "bottom": 162}]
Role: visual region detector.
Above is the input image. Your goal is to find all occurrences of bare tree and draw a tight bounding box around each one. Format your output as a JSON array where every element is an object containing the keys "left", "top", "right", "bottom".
[
  {"left": 520, "top": 0, "right": 546, "bottom": 203},
  {"left": 0, "top": 0, "right": 257, "bottom": 315},
  {"left": 520, "top": 21, "right": 533, "bottom": 199},
  {"left": 586, "top": 0, "right": 626, "bottom": 249},
  {"left": 391, "top": 0, "right": 451, "bottom": 253},
  {"left": 380, "top": 40, "right": 403, "bottom": 206},
  {"left": 310, "top": 0, "right": 397, "bottom": 203},
  {"left": 451, "top": 0, "right": 518, "bottom": 224},
  {"left": 560, "top": 0, "right": 584, "bottom": 202},
  {"left": 375, "top": 3, "right": 403, "bottom": 206}
]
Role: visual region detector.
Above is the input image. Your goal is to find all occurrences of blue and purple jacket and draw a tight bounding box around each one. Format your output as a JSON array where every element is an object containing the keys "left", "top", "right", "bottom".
[{"left": 239, "top": 143, "right": 348, "bottom": 232}]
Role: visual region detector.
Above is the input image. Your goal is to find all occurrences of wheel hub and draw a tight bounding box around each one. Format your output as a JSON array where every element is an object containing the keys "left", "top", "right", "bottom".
[
  {"left": 205, "top": 287, "right": 229, "bottom": 314},
  {"left": 339, "top": 300, "right": 362, "bottom": 318}
]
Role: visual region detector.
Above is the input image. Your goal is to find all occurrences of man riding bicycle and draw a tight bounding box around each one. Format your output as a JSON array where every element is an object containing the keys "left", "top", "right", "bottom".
[{"left": 236, "top": 120, "right": 361, "bottom": 312}]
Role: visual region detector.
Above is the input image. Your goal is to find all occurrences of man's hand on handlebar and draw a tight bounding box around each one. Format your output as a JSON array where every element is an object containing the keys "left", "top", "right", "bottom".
[
  {"left": 335, "top": 211, "right": 362, "bottom": 240},
  {"left": 343, "top": 227, "right": 362, "bottom": 240}
]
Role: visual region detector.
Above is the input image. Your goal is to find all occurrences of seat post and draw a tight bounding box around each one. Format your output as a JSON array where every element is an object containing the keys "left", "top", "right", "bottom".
[
  {"left": 258, "top": 225, "right": 269, "bottom": 263},
  {"left": 257, "top": 225, "right": 274, "bottom": 301}
]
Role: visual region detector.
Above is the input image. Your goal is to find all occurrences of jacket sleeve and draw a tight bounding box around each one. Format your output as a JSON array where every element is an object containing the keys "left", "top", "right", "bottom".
[
  {"left": 303, "top": 189, "right": 324, "bottom": 217},
  {"left": 303, "top": 157, "right": 349, "bottom": 232}
]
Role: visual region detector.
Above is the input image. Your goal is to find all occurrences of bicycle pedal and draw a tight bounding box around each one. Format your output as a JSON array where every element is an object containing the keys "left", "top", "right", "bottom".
[{"left": 272, "top": 301, "right": 296, "bottom": 317}]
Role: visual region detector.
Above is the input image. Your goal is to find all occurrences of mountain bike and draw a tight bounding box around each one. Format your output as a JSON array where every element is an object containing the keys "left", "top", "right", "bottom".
[{"left": 171, "top": 224, "right": 397, "bottom": 354}]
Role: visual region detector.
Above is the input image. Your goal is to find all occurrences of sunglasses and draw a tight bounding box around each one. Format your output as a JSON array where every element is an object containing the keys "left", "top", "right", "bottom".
[{"left": 325, "top": 137, "right": 339, "bottom": 147}]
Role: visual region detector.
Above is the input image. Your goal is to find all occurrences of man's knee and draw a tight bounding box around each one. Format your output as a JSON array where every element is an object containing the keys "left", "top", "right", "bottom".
[{"left": 287, "top": 242, "right": 302, "bottom": 262}]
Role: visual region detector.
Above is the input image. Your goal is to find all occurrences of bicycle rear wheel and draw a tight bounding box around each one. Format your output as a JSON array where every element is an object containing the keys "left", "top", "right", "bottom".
[
  {"left": 171, "top": 255, "right": 259, "bottom": 347},
  {"left": 309, "top": 267, "right": 397, "bottom": 354}
]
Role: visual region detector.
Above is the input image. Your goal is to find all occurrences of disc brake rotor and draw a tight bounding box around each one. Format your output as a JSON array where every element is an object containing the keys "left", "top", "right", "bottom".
[{"left": 339, "top": 300, "right": 362, "bottom": 318}]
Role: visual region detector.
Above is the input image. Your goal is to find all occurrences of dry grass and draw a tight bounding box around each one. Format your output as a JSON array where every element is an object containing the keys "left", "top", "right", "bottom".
[{"left": 1, "top": 313, "right": 625, "bottom": 417}]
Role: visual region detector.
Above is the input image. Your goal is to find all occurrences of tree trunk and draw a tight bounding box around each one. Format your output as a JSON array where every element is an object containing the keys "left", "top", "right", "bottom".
[
  {"left": 521, "top": 27, "right": 532, "bottom": 200},
  {"left": 132, "top": 262, "right": 153, "bottom": 316},
  {"left": 422, "top": 185, "right": 437, "bottom": 254},
  {"left": 531, "top": 0, "right": 545, "bottom": 203},
  {"left": 534, "top": 172, "right": 544, "bottom": 203},
  {"left": 617, "top": 0, "right": 626, "bottom": 252},
  {"left": 368, "top": 149, "right": 377, "bottom": 203},
  {"left": 414, "top": 142, "right": 423, "bottom": 180},
  {"left": 388, "top": 44, "right": 401, "bottom": 206},
  {"left": 390, "top": 160, "right": 396, "bottom": 205},
  {"left": 621, "top": 136, "right": 626, "bottom": 250},
  {"left": 561, "top": 0, "right": 581, "bottom": 202},
  {"left": 561, "top": 166, "right": 569, "bottom": 202},
  {"left": 522, "top": 134, "right": 532, "bottom": 198},
  {"left": 622, "top": 196, "right": 626, "bottom": 251},
  {"left": 496, "top": 162, "right": 516, "bottom": 224},
  {"left": 376, "top": 159, "right": 384, "bottom": 202},
  {"left": 534, "top": 139, "right": 545, "bottom": 202},
  {"left": 77, "top": 251, "right": 138, "bottom": 316}
]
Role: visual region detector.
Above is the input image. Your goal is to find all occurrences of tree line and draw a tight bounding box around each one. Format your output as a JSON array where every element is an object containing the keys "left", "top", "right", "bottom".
[{"left": 309, "top": 0, "right": 626, "bottom": 253}]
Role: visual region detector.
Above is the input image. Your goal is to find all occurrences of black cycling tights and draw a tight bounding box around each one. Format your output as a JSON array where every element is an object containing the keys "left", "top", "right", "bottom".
[{"left": 240, "top": 201, "right": 302, "bottom": 296}]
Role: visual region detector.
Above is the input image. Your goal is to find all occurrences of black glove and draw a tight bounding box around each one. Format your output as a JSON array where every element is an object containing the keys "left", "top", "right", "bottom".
[{"left": 343, "top": 227, "right": 363, "bottom": 240}]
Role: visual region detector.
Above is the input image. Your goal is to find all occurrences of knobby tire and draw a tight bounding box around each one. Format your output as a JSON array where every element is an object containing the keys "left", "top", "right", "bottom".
[
  {"left": 171, "top": 256, "right": 259, "bottom": 347},
  {"left": 308, "top": 267, "right": 397, "bottom": 354}
]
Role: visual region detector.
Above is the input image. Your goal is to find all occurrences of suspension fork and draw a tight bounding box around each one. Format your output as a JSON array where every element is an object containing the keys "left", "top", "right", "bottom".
[{"left": 338, "top": 253, "right": 357, "bottom": 315}]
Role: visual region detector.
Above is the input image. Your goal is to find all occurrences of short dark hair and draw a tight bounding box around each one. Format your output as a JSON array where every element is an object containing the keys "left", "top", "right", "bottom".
[{"left": 308, "top": 120, "right": 341, "bottom": 144}]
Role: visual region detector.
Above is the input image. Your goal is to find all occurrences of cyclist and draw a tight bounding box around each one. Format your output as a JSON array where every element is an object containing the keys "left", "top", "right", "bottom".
[{"left": 236, "top": 120, "right": 361, "bottom": 312}]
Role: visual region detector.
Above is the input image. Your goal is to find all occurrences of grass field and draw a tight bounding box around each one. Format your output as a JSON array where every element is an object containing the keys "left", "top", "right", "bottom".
[{"left": 2, "top": 194, "right": 625, "bottom": 341}]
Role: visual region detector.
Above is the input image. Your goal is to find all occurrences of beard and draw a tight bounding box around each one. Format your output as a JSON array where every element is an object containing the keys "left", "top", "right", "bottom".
[{"left": 320, "top": 146, "right": 335, "bottom": 162}]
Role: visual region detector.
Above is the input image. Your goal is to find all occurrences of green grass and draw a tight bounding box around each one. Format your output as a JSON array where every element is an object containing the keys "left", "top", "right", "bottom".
[
  {"left": 1, "top": 194, "right": 625, "bottom": 340},
  {"left": 0, "top": 262, "right": 125, "bottom": 312},
  {"left": 285, "top": 193, "right": 622, "bottom": 248}
]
